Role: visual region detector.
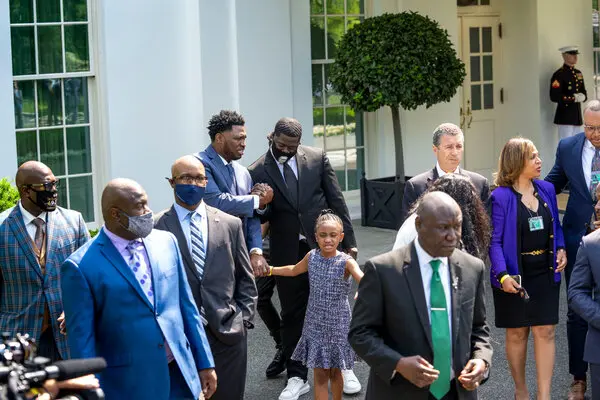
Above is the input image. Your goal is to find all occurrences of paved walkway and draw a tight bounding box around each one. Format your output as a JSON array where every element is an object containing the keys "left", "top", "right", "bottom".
[{"left": 245, "top": 222, "right": 577, "bottom": 399}]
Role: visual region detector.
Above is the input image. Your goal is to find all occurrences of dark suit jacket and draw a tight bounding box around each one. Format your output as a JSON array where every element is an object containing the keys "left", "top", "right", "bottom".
[
  {"left": 545, "top": 133, "right": 595, "bottom": 269},
  {"left": 349, "top": 243, "right": 492, "bottom": 400},
  {"left": 154, "top": 204, "right": 257, "bottom": 346},
  {"left": 248, "top": 145, "right": 356, "bottom": 265},
  {"left": 401, "top": 167, "right": 490, "bottom": 223}
]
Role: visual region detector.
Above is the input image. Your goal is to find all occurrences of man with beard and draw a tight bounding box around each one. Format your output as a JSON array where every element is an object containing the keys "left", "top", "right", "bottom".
[
  {"left": 0, "top": 161, "right": 90, "bottom": 361},
  {"left": 249, "top": 117, "right": 359, "bottom": 400}
]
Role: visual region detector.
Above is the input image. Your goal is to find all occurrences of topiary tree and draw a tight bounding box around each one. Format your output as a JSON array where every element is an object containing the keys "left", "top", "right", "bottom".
[
  {"left": 0, "top": 178, "right": 20, "bottom": 213},
  {"left": 329, "top": 12, "right": 466, "bottom": 181}
]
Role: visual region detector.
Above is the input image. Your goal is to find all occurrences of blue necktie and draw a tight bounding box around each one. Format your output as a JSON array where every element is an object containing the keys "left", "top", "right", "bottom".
[
  {"left": 189, "top": 212, "right": 206, "bottom": 279},
  {"left": 226, "top": 163, "right": 238, "bottom": 195}
]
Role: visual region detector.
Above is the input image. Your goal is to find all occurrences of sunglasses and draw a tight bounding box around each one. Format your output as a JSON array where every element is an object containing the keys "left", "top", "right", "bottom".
[{"left": 24, "top": 180, "right": 60, "bottom": 191}]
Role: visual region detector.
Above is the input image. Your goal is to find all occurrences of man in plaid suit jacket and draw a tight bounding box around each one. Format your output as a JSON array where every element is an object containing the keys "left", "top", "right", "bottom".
[{"left": 0, "top": 161, "right": 90, "bottom": 360}]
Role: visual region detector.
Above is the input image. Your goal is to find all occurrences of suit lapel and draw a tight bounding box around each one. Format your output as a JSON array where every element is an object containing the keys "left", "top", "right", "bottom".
[
  {"left": 203, "top": 207, "right": 221, "bottom": 270},
  {"left": 295, "top": 147, "right": 308, "bottom": 206},
  {"left": 8, "top": 207, "right": 43, "bottom": 279},
  {"left": 44, "top": 211, "right": 58, "bottom": 273},
  {"left": 403, "top": 244, "right": 433, "bottom": 350},
  {"left": 163, "top": 206, "right": 200, "bottom": 282},
  {"left": 264, "top": 151, "right": 296, "bottom": 208},
  {"left": 426, "top": 168, "right": 438, "bottom": 188},
  {"left": 97, "top": 231, "right": 154, "bottom": 312},
  {"left": 576, "top": 135, "right": 589, "bottom": 198},
  {"left": 207, "top": 145, "right": 235, "bottom": 193},
  {"left": 448, "top": 255, "right": 462, "bottom": 346},
  {"left": 143, "top": 235, "right": 159, "bottom": 310}
]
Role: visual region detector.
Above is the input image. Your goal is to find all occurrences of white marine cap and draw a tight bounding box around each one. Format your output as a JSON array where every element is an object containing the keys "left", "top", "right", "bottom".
[{"left": 559, "top": 45, "right": 579, "bottom": 54}]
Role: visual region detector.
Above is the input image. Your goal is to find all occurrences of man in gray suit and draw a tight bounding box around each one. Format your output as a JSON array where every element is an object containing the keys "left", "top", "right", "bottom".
[
  {"left": 568, "top": 228, "right": 600, "bottom": 399},
  {"left": 155, "top": 155, "right": 257, "bottom": 400},
  {"left": 349, "top": 192, "right": 492, "bottom": 399},
  {"left": 401, "top": 123, "right": 489, "bottom": 223}
]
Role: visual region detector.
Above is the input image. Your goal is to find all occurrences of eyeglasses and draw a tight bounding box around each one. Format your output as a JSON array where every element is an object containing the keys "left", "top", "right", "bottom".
[
  {"left": 24, "top": 180, "right": 59, "bottom": 191},
  {"left": 168, "top": 175, "right": 208, "bottom": 185},
  {"left": 584, "top": 125, "right": 600, "bottom": 133}
]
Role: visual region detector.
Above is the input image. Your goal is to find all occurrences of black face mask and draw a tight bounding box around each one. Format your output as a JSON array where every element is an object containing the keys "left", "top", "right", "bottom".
[
  {"left": 29, "top": 189, "right": 58, "bottom": 212},
  {"left": 271, "top": 144, "right": 297, "bottom": 164}
]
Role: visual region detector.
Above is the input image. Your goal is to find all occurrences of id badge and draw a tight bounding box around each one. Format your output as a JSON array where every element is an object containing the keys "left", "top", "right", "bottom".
[{"left": 528, "top": 216, "right": 544, "bottom": 231}]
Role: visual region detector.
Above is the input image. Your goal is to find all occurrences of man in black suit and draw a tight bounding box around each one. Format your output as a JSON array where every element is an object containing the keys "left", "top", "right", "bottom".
[
  {"left": 400, "top": 123, "right": 489, "bottom": 223},
  {"left": 349, "top": 192, "right": 492, "bottom": 400},
  {"left": 249, "top": 117, "right": 359, "bottom": 400},
  {"left": 155, "top": 155, "right": 257, "bottom": 400}
]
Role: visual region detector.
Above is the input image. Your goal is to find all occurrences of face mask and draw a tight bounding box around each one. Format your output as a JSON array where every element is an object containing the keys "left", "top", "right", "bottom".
[
  {"left": 175, "top": 184, "right": 205, "bottom": 206},
  {"left": 29, "top": 189, "right": 58, "bottom": 212},
  {"left": 271, "top": 144, "right": 297, "bottom": 164},
  {"left": 118, "top": 210, "right": 154, "bottom": 238}
]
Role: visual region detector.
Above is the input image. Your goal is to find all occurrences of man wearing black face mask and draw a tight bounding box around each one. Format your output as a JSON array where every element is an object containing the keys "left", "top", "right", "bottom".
[
  {"left": 155, "top": 155, "right": 257, "bottom": 400},
  {"left": 249, "top": 117, "right": 359, "bottom": 399},
  {"left": 0, "top": 161, "right": 90, "bottom": 361}
]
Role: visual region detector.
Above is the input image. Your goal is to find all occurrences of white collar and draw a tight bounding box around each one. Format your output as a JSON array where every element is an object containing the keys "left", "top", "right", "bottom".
[
  {"left": 18, "top": 201, "right": 47, "bottom": 225},
  {"left": 217, "top": 153, "right": 230, "bottom": 167},
  {"left": 585, "top": 139, "right": 596, "bottom": 151},
  {"left": 414, "top": 236, "right": 448, "bottom": 270},
  {"left": 174, "top": 201, "right": 206, "bottom": 223},
  {"left": 435, "top": 162, "right": 460, "bottom": 178}
]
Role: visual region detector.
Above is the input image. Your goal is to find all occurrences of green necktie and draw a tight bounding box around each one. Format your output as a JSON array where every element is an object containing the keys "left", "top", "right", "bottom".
[{"left": 429, "top": 259, "right": 451, "bottom": 399}]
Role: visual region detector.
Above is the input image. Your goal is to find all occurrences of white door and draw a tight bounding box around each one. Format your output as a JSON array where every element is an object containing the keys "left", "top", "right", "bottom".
[{"left": 458, "top": 16, "right": 502, "bottom": 181}]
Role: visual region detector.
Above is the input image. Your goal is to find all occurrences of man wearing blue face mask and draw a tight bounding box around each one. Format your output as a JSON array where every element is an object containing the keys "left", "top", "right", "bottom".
[{"left": 155, "top": 155, "right": 257, "bottom": 400}]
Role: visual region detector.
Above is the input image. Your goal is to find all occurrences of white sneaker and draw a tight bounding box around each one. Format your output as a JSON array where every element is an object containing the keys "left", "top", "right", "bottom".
[
  {"left": 342, "top": 369, "right": 362, "bottom": 394},
  {"left": 279, "top": 377, "right": 310, "bottom": 400}
]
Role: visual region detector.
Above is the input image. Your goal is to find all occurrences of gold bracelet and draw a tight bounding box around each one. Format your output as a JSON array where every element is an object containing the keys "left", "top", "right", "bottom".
[{"left": 499, "top": 275, "right": 509, "bottom": 284}]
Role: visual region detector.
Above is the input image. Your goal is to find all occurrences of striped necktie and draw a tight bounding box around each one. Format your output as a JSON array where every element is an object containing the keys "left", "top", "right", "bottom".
[{"left": 189, "top": 211, "right": 206, "bottom": 279}]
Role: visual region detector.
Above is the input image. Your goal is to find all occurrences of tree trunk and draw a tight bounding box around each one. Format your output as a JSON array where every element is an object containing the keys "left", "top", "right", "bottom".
[{"left": 390, "top": 105, "right": 405, "bottom": 182}]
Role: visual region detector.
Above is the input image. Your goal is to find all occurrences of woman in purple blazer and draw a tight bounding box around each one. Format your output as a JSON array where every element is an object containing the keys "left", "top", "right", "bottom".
[{"left": 489, "top": 138, "right": 567, "bottom": 400}]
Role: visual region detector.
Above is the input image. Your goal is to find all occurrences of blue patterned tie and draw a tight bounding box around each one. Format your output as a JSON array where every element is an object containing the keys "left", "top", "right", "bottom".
[
  {"left": 189, "top": 212, "right": 206, "bottom": 279},
  {"left": 591, "top": 148, "right": 600, "bottom": 200},
  {"left": 226, "top": 163, "right": 238, "bottom": 195},
  {"left": 125, "top": 240, "right": 154, "bottom": 306}
]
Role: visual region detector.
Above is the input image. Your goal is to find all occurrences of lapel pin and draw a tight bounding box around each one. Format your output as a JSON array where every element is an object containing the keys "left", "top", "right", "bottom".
[
  {"left": 214, "top": 217, "right": 220, "bottom": 223},
  {"left": 452, "top": 276, "right": 459, "bottom": 291}
]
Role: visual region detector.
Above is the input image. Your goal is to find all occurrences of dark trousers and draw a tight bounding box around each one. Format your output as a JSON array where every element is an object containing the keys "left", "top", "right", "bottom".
[
  {"left": 276, "top": 240, "right": 311, "bottom": 381},
  {"left": 38, "top": 327, "right": 61, "bottom": 362},
  {"left": 168, "top": 361, "right": 194, "bottom": 399},
  {"left": 566, "top": 257, "right": 589, "bottom": 378},
  {"left": 256, "top": 275, "right": 282, "bottom": 347},
  {"left": 591, "top": 364, "right": 600, "bottom": 400},
  {"left": 428, "top": 380, "right": 458, "bottom": 400},
  {"left": 205, "top": 328, "right": 248, "bottom": 400}
]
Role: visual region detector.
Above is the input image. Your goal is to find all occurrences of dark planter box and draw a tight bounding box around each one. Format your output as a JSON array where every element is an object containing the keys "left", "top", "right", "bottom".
[{"left": 360, "top": 175, "right": 411, "bottom": 230}]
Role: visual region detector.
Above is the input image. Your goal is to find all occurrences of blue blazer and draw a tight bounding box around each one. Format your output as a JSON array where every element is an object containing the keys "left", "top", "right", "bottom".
[
  {"left": 489, "top": 180, "right": 565, "bottom": 288},
  {"left": 195, "top": 145, "right": 262, "bottom": 251},
  {"left": 61, "top": 228, "right": 214, "bottom": 400},
  {"left": 545, "top": 132, "right": 595, "bottom": 266}
]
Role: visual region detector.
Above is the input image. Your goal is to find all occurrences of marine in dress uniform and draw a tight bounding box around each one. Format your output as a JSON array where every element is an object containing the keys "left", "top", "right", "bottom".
[{"left": 550, "top": 45, "right": 587, "bottom": 139}]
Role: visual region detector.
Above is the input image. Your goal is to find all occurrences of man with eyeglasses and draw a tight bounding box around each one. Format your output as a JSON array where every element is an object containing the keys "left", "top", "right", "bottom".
[
  {"left": 154, "top": 155, "right": 257, "bottom": 400},
  {"left": 546, "top": 100, "right": 600, "bottom": 400},
  {"left": 0, "top": 161, "right": 90, "bottom": 361}
]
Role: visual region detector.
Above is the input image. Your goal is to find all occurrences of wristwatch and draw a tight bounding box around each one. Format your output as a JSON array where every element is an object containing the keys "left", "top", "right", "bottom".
[{"left": 249, "top": 248, "right": 263, "bottom": 256}]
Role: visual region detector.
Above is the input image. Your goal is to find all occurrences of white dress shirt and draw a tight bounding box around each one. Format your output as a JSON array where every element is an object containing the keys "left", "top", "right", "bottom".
[
  {"left": 393, "top": 214, "right": 418, "bottom": 250},
  {"left": 173, "top": 201, "right": 208, "bottom": 252},
  {"left": 583, "top": 138, "right": 596, "bottom": 190},
  {"left": 436, "top": 162, "right": 460, "bottom": 178},
  {"left": 18, "top": 201, "right": 47, "bottom": 242},
  {"left": 217, "top": 154, "right": 260, "bottom": 209}
]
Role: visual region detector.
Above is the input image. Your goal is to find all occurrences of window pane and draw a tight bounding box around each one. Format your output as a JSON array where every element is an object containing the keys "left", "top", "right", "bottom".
[
  {"left": 14, "top": 80, "right": 35, "bottom": 129},
  {"left": 345, "top": 107, "right": 358, "bottom": 147},
  {"left": 346, "top": 0, "right": 364, "bottom": 14},
  {"left": 63, "top": 0, "right": 87, "bottom": 21},
  {"left": 310, "top": 0, "right": 324, "bottom": 14},
  {"left": 483, "top": 55, "right": 493, "bottom": 81},
  {"left": 40, "top": 128, "right": 65, "bottom": 175},
  {"left": 327, "top": 0, "right": 344, "bottom": 14},
  {"left": 469, "top": 27, "right": 480, "bottom": 53},
  {"left": 56, "top": 179, "right": 67, "bottom": 208},
  {"left": 66, "top": 126, "right": 91, "bottom": 174},
  {"left": 312, "top": 65, "right": 323, "bottom": 106},
  {"left": 347, "top": 148, "right": 364, "bottom": 190},
  {"left": 65, "top": 25, "right": 90, "bottom": 72},
  {"left": 346, "top": 16, "right": 362, "bottom": 32},
  {"left": 470, "top": 56, "right": 481, "bottom": 82},
  {"left": 326, "top": 106, "right": 345, "bottom": 150},
  {"left": 457, "top": 0, "right": 478, "bottom": 5},
  {"left": 313, "top": 108, "right": 325, "bottom": 149},
  {"left": 327, "top": 16, "right": 344, "bottom": 59},
  {"left": 10, "top": 0, "right": 33, "bottom": 24},
  {"left": 36, "top": 0, "right": 60, "bottom": 23},
  {"left": 328, "top": 149, "right": 346, "bottom": 190},
  {"left": 64, "top": 77, "right": 89, "bottom": 124},
  {"left": 480, "top": 0, "right": 490, "bottom": 5},
  {"left": 471, "top": 85, "right": 482, "bottom": 111},
  {"left": 69, "top": 175, "right": 94, "bottom": 222},
  {"left": 324, "top": 63, "right": 341, "bottom": 105},
  {"left": 37, "top": 79, "right": 62, "bottom": 127},
  {"left": 310, "top": 17, "right": 325, "bottom": 60},
  {"left": 38, "top": 25, "right": 63, "bottom": 74},
  {"left": 16, "top": 130, "right": 37, "bottom": 166},
  {"left": 483, "top": 83, "right": 494, "bottom": 109},
  {"left": 11, "top": 27, "right": 35, "bottom": 76},
  {"left": 482, "top": 27, "right": 492, "bottom": 52}
]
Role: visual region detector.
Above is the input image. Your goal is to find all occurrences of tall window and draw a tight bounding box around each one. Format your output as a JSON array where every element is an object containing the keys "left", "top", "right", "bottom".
[
  {"left": 310, "top": 0, "right": 365, "bottom": 191},
  {"left": 457, "top": 0, "right": 490, "bottom": 5},
  {"left": 10, "top": 0, "right": 95, "bottom": 222}
]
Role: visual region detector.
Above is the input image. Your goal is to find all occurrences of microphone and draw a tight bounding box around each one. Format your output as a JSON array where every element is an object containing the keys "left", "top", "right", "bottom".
[{"left": 23, "top": 357, "right": 107, "bottom": 383}]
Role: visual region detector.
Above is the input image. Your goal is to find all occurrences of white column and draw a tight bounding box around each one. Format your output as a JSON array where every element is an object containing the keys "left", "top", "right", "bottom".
[{"left": 0, "top": 4, "right": 18, "bottom": 179}]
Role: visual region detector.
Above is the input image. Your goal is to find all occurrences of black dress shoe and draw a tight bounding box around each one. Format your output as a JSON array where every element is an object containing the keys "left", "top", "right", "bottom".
[{"left": 266, "top": 347, "right": 286, "bottom": 378}]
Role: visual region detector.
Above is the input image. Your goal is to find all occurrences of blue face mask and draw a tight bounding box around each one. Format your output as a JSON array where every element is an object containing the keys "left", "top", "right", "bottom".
[{"left": 175, "top": 184, "right": 205, "bottom": 206}]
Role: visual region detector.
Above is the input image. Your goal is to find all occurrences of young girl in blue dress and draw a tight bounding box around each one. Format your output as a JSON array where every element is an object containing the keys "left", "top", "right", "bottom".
[{"left": 269, "top": 209, "right": 363, "bottom": 400}]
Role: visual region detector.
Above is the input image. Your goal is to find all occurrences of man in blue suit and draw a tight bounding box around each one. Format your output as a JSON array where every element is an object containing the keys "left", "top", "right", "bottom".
[
  {"left": 195, "top": 110, "right": 285, "bottom": 377},
  {"left": 61, "top": 178, "right": 216, "bottom": 400},
  {"left": 546, "top": 100, "right": 600, "bottom": 400}
]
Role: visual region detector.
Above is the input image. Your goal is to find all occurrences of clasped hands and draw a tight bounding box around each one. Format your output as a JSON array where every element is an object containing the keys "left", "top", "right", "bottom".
[
  {"left": 395, "top": 356, "right": 487, "bottom": 391},
  {"left": 251, "top": 183, "right": 274, "bottom": 209}
]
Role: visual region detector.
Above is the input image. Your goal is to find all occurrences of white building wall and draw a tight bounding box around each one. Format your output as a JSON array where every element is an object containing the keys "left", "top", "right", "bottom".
[{"left": 0, "top": 5, "right": 18, "bottom": 181}]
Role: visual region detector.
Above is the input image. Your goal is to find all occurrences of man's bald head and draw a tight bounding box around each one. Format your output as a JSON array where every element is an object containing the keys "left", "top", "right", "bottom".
[
  {"left": 101, "top": 178, "right": 151, "bottom": 240},
  {"left": 415, "top": 192, "right": 462, "bottom": 257},
  {"left": 15, "top": 161, "right": 54, "bottom": 187},
  {"left": 171, "top": 155, "right": 205, "bottom": 178},
  {"left": 15, "top": 161, "right": 58, "bottom": 215},
  {"left": 101, "top": 178, "right": 146, "bottom": 218},
  {"left": 169, "top": 155, "right": 208, "bottom": 210}
]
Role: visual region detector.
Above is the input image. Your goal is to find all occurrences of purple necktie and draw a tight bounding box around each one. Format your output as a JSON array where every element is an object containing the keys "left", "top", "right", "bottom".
[{"left": 126, "top": 240, "right": 154, "bottom": 306}]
